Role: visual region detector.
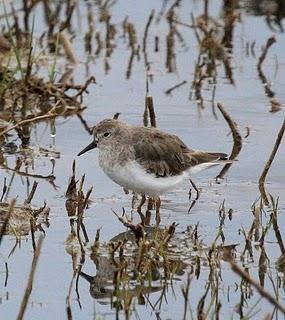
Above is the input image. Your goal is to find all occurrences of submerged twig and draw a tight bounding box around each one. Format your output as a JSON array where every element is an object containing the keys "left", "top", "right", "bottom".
[
  {"left": 1, "top": 162, "right": 56, "bottom": 186},
  {"left": 0, "top": 199, "right": 16, "bottom": 246},
  {"left": 165, "top": 80, "right": 187, "bottom": 95},
  {"left": 230, "top": 260, "right": 285, "bottom": 315},
  {"left": 0, "top": 106, "right": 58, "bottom": 138},
  {"left": 259, "top": 118, "right": 285, "bottom": 206},
  {"left": 16, "top": 235, "right": 44, "bottom": 320},
  {"left": 257, "top": 36, "right": 276, "bottom": 69}
]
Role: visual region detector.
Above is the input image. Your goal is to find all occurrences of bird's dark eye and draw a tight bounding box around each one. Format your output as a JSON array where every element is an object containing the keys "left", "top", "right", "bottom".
[{"left": 104, "top": 132, "right": 110, "bottom": 137}]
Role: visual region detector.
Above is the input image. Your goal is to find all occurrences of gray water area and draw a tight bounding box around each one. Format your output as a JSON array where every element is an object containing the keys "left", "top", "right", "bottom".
[{"left": 0, "top": 1, "right": 285, "bottom": 319}]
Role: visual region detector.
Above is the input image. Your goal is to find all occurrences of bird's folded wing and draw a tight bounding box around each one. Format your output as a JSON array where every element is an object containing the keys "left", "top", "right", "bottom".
[
  {"left": 132, "top": 129, "right": 228, "bottom": 177},
  {"left": 187, "top": 151, "right": 229, "bottom": 164},
  {"left": 133, "top": 130, "right": 202, "bottom": 177}
]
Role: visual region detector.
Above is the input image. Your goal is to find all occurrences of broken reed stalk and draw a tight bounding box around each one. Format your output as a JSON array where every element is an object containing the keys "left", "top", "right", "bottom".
[
  {"left": 0, "top": 177, "right": 8, "bottom": 202},
  {"left": 216, "top": 103, "right": 242, "bottom": 180},
  {"left": 257, "top": 37, "right": 276, "bottom": 69},
  {"left": 143, "top": 103, "right": 148, "bottom": 127},
  {"left": 142, "top": 9, "right": 155, "bottom": 65},
  {"left": 0, "top": 199, "right": 16, "bottom": 246},
  {"left": 25, "top": 181, "right": 38, "bottom": 204},
  {"left": 165, "top": 8, "right": 176, "bottom": 73},
  {"left": 230, "top": 260, "right": 285, "bottom": 315},
  {"left": 16, "top": 235, "right": 44, "bottom": 320},
  {"left": 259, "top": 118, "right": 285, "bottom": 206},
  {"left": 145, "top": 96, "right": 156, "bottom": 127},
  {"left": 165, "top": 80, "right": 187, "bottom": 95},
  {"left": 211, "top": 85, "right": 218, "bottom": 120},
  {"left": 143, "top": 67, "right": 150, "bottom": 127},
  {"left": 30, "top": 218, "right": 36, "bottom": 252}
]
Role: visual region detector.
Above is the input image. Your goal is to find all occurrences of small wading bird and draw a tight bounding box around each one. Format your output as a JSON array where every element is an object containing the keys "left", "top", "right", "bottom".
[{"left": 77, "top": 118, "right": 231, "bottom": 211}]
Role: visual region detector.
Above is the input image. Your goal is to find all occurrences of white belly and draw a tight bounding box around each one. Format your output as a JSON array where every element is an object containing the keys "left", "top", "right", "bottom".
[{"left": 101, "top": 160, "right": 187, "bottom": 197}]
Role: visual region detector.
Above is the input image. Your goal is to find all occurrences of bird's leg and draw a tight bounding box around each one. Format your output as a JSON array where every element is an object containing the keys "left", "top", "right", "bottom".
[
  {"left": 155, "top": 197, "right": 161, "bottom": 226},
  {"left": 155, "top": 197, "right": 161, "bottom": 213},
  {"left": 147, "top": 197, "right": 154, "bottom": 210},
  {"left": 137, "top": 194, "right": 146, "bottom": 224},
  {"left": 145, "top": 211, "right": 151, "bottom": 226},
  {"left": 145, "top": 197, "right": 153, "bottom": 226},
  {"left": 131, "top": 192, "right": 138, "bottom": 209},
  {"left": 137, "top": 194, "right": 146, "bottom": 212}
]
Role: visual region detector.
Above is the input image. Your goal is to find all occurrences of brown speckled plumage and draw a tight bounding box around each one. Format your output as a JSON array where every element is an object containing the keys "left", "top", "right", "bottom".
[
  {"left": 78, "top": 118, "right": 230, "bottom": 196},
  {"left": 92, "top": 119, "right": 228, "bottom": 177}
]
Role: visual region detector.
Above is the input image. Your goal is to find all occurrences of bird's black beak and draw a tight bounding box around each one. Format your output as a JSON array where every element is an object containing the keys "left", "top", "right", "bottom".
[{"left": 77, "top": 140, "right": 98, "bottom": 156}]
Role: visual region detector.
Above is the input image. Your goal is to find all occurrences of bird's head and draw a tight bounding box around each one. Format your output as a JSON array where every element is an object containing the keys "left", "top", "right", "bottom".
[{"left": 77, "top": 118, "right": 125, "bottom": 156}]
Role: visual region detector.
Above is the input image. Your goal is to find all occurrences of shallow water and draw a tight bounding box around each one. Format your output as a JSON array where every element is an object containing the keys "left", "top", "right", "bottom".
[{"left": 0, "top": 1, "right": 285, "bottom": 319}]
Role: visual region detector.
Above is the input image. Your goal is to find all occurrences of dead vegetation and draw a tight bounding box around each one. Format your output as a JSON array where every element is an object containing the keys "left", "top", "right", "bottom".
[
  {"left": 0, "top": 181, "right": 49, "bottom": 238},
  {"left": 62, "top": 162, "right": 285, "bottom": 319}
]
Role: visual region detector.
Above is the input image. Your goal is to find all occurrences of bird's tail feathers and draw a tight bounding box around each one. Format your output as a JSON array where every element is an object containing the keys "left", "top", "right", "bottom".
[
  {"left": 186, "top": 150, "right": 235, "bottom": 175},
  {"left": 188, "top": 160, "right": 233, "bottom": 175}
]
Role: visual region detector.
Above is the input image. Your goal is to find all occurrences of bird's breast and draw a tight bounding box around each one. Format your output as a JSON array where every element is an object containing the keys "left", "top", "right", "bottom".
[{"left": 98, "top": 145, "right": 133, "bottom": 175}]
